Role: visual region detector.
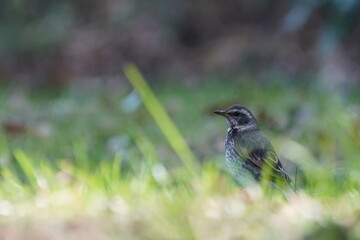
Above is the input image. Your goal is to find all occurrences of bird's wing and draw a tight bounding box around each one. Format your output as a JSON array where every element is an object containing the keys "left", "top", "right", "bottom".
[
  {"left": 266, "top": 145, "right": 291, "bottom": 181},
  {"left": 236, "top": 144, "right": 291, "bottom": 181}
]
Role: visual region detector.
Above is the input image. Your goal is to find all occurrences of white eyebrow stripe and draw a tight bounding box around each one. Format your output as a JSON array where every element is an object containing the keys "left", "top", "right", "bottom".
[{"left": 240, "top": 109, "right": 252, "bottom": 118}]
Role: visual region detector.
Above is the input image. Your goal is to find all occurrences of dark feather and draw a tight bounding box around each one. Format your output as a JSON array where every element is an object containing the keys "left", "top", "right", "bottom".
[{"left": 216, "top": 104, "right": 292, "bottom": 187}]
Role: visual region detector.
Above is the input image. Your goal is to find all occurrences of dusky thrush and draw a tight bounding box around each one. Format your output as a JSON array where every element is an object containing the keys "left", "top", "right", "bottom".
[{"left": 214, "top": 104, "right": 292, "bottom": 188}]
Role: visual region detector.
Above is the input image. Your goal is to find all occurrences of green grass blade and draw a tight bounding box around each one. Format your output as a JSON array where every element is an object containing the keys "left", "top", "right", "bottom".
[
  {"left": 111, "top": 153, "right": 122, "bottom": 179},
  {"left": 133, "top": 131, "right": 157, "bottom": 167},
  {"left": 13, "top": 149, "right": 38, "bottom": 189},
  {"left": 123, "top": 64, "right": 198, "bottom": 176}
]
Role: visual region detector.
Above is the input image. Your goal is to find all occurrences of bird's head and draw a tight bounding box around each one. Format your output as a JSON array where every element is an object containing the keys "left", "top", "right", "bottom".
[{"left": 214, "top": 104, "right": 258, "bottom": 130}]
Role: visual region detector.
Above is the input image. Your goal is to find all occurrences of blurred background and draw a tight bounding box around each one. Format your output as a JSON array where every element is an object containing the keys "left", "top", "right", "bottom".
[
  {"left": 1, "top": 1, "right": 360, "bottom": 239},
  {"left": 1, "top": 0, "right": 360, "bottom": 89}
]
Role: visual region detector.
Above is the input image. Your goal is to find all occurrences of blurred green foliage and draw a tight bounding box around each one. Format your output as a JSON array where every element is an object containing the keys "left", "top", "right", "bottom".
[
  {"left": 0, "top": 1, "right": 74, "bottom": 55},
  {"left": 0, "top": 70, "right": 359, "bottom": 238},
  {"left": 1, "top": 0, "right": 360, "bottom": 86},
  {"left": 1, "top": 1, "right": 360, "bottom": 237}
]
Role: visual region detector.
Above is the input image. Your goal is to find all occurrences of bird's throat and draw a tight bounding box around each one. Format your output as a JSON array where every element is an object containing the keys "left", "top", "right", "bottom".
[{"left": 228, "top": 123, "right": 258, "bottom": 134}]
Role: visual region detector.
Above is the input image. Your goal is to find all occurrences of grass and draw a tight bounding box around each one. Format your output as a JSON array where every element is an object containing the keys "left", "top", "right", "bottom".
[{"left": 0, "top": 70, "right": 359, "bottom": 239}]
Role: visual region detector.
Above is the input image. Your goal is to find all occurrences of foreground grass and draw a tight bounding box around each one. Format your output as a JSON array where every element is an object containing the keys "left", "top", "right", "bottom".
[{"left": 0, "top": 73, "right": 359, "bottom": 239}]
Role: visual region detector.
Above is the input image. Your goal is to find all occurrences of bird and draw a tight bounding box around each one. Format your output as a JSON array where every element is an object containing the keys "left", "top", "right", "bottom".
[{"left": 214, "top": 104, "right": 292, "bottom": 189}]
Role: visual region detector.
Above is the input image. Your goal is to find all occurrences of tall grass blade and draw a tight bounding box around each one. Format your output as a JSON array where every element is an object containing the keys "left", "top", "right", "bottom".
[
  {"left": 13, "top": 149, "right": 37, "bottom": 189},
  {"left": 123, "top": 64, "right": 198, "bottom": 176}
]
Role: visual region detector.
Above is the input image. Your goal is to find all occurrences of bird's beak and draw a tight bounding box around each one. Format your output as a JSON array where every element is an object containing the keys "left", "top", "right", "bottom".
[{"left": 214, "top": 110, "right": 227, "bottom": 116}]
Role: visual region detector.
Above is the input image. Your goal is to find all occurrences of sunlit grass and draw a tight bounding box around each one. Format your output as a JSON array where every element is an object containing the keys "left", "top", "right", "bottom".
[
  {"left": 124, "top": 63, "right": 199, "bottom": 177},
  {"left": 0, "top": 71, "right": 359, "bottom": 239}
]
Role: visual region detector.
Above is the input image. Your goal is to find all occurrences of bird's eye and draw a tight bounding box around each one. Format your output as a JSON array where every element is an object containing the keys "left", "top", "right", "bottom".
[{"left": 232, "top": 111, "right": 240, "bottom": 116}]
